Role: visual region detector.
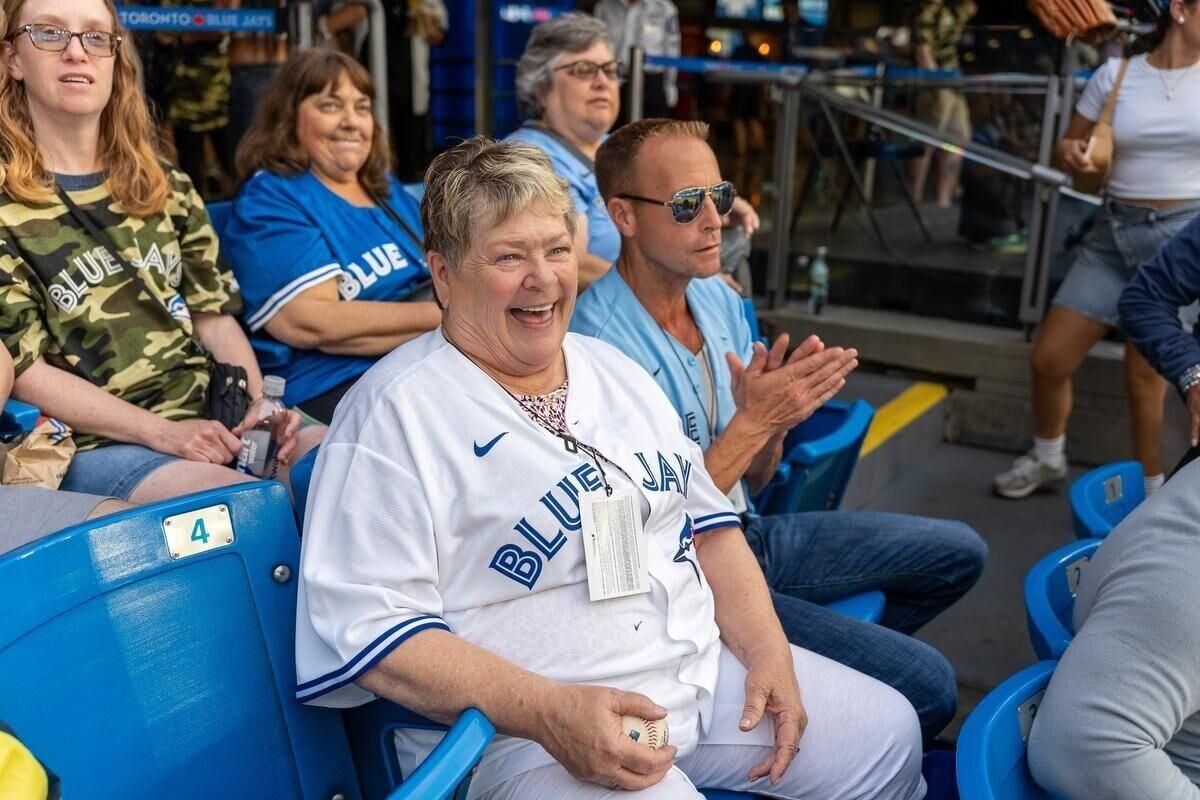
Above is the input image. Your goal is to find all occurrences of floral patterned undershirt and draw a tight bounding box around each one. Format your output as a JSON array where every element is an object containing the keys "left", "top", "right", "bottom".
[{"left": 513, "top": 380, "right": 570, "bottom": 436}]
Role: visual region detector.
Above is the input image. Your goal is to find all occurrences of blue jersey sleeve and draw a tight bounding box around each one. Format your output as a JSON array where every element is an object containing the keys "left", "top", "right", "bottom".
[{"left": 226, "top": 173, "right": 344, "bottom": 332}]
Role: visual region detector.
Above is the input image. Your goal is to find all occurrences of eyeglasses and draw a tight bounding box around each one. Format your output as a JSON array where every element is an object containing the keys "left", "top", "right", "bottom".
[
  {"left": 15, "top": 24, "right": 122, "bottom": 57},
  {"left": 617, "top": 181, "right": 737, "bottom": 224},
  {"left": 553, "top": 59, "right": 627, "bottom": 83}
]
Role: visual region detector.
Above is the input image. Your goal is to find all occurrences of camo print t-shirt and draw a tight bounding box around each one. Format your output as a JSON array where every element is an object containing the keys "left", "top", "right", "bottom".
[{"left": 0, "top": 166, "right": 243, "bottom": 450}]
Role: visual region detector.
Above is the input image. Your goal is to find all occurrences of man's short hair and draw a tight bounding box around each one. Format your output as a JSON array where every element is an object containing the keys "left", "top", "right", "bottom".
[{"left": 595, "top": 119, "right": 711, "bottom": 201}]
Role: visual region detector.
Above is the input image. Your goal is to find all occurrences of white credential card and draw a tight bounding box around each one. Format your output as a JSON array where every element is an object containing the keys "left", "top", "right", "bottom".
[{"left": 580, "top": 488, "right": 650, "bottom": 602}]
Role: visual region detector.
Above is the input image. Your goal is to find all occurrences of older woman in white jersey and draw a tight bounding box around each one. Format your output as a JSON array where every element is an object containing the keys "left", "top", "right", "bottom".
[
  {"left": 995, "top": 0, "right": 1200, "bottom": 501},
  {"left": 294, "top": 138, "right": 924, "bottom": 799}
]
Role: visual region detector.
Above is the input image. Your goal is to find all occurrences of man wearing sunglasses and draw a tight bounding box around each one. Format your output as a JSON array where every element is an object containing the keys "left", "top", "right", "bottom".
[{"left": 571, "top": 118, "right": 987, "bottom": 746}]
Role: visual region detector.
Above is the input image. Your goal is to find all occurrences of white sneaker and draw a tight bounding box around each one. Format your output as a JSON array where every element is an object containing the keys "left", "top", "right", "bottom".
[{"left": 993, "top": 451, "right": 1069, "bottom": 499}]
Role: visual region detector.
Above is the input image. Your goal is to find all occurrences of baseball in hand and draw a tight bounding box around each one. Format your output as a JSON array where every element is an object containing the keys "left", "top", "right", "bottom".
[{"left": 620, "top": 714, "right": 669, "bottom": 749}]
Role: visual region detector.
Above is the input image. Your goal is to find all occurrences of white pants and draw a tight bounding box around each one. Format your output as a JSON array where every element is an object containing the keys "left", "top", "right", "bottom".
[{"left": 478, "top": 644, "right": 926, "bottom": 800}]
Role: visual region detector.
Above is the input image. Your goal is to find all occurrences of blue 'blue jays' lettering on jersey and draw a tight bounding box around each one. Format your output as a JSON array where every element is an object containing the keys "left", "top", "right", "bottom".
[
  {"left": 505, "top": 125, "right": 621, "bottom": 264},
  {"left": 489, "top": 451, "right": 697, "bottom": 590},
  {"left": 224, "top": 170, "right": 430, "bottom": 405}
]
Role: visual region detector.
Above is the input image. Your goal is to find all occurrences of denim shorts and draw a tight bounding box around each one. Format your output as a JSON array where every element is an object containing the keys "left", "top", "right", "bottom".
[
  {"left": 1053, "top": 197, "right": 1200, "bottom": 328},
  {"left": 60, "top": 444, "right": 180, "bottom": 501}
]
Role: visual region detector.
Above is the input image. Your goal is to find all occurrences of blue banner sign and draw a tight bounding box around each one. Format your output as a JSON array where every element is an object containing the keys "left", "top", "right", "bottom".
[{"left": 116, "top": 6, "right": 277, "bottom": 32}]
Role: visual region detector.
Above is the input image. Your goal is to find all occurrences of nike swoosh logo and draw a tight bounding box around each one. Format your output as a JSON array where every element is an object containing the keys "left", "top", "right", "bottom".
[
  {"left": 652, "top": 367, "right": 662, "bottom": 377},
  {"left": 634, "top": 621, "right": 643, "bottom": 631},
  {"left": 473, "top": 432, "right": 508, "bottom": 457}
]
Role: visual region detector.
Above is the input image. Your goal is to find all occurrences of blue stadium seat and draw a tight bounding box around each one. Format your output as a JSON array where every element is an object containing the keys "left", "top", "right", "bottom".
[
  {"left": 0, "top": 482, "right": 492, "bottom": 800},
  {"left": 1024, "top": 538, "right": 1102, "bottom": 661},
  {"left": 742, "top": 297, "right": 765, "bottom": 344},
  {"left": 0, "top": 398, "right": 39, "bottom": 440},
  {"left": 957, "top": 661, "right": 1059, "bottom": 800},
  {"left": 753, "top": 399, "right": 876, "bottom": 515},
  {"left": 290, "top": 445, "right": 318, "bottom": 526},
  {"left": 1069, "top": 461, "right": 1143, "bottom": 540}
]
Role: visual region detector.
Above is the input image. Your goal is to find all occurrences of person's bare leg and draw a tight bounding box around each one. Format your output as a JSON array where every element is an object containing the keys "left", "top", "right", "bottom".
[
  {"left": 275, "top": 425, "right": 326, "bottom": 496},
  {"left": 128, "top": 460, "right": 256, "bottom": 505},
  {"left": 1031, "top": 307, "right": 1111, "bottom": 440},
  {"left": 909, "top": 146, "right": 934, "bottom": 204},
  {"left": 1125, "top": 341, "right": 1168, "bottom": 481},
  {"left": 87, "top": 498, "right": 133, "bottom": 519},
  {"left": 935, "top": 151, "right": 963, "bottom": 207}
]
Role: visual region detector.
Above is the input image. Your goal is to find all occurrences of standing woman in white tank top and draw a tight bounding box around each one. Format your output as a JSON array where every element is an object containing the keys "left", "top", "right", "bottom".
[{"left": 994, "top": 0, "right": 1200, "bottom": 500}]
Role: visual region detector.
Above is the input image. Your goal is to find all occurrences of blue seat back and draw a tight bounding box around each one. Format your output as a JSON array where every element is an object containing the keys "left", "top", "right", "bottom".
[
  {"left": 0, "top": 483, "right": 363, "bottom": 800},
  {"left": 1024, "top": 538, "right": 1102, "bottom": 661},
  {"left": 1069, "top": 461, "right": 1143, "bottom": 540},
  {"left": 753, "top": 399, "right": 875, "bottom": 514},
  {"left": 1, "top": 398, "right": 40, "bottom": 440},
  {"left": 957, "top": 660, "right": 1059, "bottom": 800}
]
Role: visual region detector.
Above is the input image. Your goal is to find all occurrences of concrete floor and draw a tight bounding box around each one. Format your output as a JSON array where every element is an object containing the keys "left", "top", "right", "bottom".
[{"left": 865, "top": 441, "right": 1087, "bottom": 739}]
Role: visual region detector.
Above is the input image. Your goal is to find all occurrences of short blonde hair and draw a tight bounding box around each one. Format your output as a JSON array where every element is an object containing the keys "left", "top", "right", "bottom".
[
  {"left": 421, "top": 136, "right": 576, "bottom": 267},
  {"left": 596, "top": 118, "right": 711, "bottom": 200}
]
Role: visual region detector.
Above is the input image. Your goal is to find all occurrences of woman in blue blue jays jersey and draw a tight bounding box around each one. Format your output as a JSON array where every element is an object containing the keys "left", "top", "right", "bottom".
[{"left": 224, "top": 50, "right": 441, "bottom": 422}]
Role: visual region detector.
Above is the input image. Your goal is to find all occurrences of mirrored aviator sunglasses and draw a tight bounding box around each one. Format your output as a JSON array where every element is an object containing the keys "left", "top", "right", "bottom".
[
  {"left": 618, "top": 182, "right": 736, "bottom": 225},
  {"left": 668, "top": 182, "right": 736, "bottom": 223}
]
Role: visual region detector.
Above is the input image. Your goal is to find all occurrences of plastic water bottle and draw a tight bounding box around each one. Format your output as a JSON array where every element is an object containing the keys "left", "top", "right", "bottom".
[
  {"left": 236, "top": 375, "right": 286, "bottom": 477},
  {"left": 808, "top": 246, "right": 829, "bottom": 315}
]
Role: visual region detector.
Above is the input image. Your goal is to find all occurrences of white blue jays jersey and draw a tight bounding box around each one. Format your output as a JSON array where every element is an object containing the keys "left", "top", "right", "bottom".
[{"left": 294, "top": 330, "right": 741, "bottom": 794}]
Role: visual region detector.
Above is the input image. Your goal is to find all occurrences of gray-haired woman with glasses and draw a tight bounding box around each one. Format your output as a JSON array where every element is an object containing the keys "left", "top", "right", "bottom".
[{"left": 506, "top": 12, "right": 760, "bottom": 290}]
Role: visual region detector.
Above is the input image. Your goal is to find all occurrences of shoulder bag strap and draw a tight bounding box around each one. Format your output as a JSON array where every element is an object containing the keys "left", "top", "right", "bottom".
[
  {"left": 519, "top": 122, "right": 596, "bottom": 173},
  {"left": 1099, "top": 58, "right": 1130, "bottom": 126},
  {"left": 56, "top": 186, "right": 210, "bottom": 360},
  {"left": 368, "top": 188, "right": 424, "bottom": 253}
]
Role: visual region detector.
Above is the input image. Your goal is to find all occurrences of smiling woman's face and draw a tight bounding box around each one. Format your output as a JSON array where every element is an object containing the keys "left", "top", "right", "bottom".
[
  {"left": 5, "top": 0, "right": 118, "bottom": 123},
  {"left": 432, "top": 205, "right": 578, "bottom": 381},
  {"left": 295, "top": 72, "right": 374, "bottom": 185}
]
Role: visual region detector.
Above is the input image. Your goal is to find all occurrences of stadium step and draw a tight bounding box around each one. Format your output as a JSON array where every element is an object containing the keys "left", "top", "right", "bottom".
[{"left": 759, "top": 303, "right": 1172, "bottom": 468}]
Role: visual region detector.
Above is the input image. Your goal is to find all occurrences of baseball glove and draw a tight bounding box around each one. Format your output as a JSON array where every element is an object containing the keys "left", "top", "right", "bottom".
[{"left": 1027, "top": 0, "right": 1118, "bottom": 43}]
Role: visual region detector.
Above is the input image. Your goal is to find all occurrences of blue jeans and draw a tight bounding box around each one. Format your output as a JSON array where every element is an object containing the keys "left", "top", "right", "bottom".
[{"left": 743, "top": 511, "right": 987, "bottom": 744}]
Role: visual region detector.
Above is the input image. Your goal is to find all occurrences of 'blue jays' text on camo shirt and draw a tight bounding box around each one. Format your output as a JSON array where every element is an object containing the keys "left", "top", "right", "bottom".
[
  {"left": 223, "top": 170, "right": 430, "bottom": 407},
  {"left": 505, "top": 124, "right": 621, "bottom": 265},
  {"left": 571, "top": 268, "right": 756, "bottom": 504}
]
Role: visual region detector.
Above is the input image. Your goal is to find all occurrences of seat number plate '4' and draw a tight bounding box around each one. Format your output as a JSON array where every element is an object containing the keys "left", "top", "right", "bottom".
[{"left": 163, "top": 505, "right": 235, "bottom": 560}]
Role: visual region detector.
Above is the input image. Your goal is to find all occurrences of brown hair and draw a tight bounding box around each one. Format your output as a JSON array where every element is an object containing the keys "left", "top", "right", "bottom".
[
  {"left": 0, "top": 0, "right": 171, "bottom": 216},
  {"left": 235, "top": 49, "right": 391, "bottom": 195},
  {"left": 595, "top": 118, "right": 710, "bottom": 201},
  {"left": 1129, "top": 1, "right": 1198, "bottom": 56}
]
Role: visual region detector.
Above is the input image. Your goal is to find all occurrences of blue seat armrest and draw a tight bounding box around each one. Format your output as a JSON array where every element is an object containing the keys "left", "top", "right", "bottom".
[
  {"left": 825, "top": 590, "right": 886, "bottom": 624},
  {"left": 794, "top": 400, "right": 874, "bottom": 463},
  {"left": 1, "top": 399, "right": 40, "bottom": 438},
  {"left": 383, "top": 708, "right": 495, "bottom": 800}
]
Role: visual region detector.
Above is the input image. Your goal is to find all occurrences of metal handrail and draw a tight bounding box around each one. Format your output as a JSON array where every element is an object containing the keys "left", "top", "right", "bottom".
[{"left": 631, "top": 50, "right": 1097, "bottom": 319}]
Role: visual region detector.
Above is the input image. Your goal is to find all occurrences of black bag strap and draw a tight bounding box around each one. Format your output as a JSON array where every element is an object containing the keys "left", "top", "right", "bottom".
[
  {"left": 519, "top": 122, "right": 596, "bottom": 173},
  {"left": 56, "top": 186, "right": 211, "bottom": 361},
  {"left": 367, "top": 188, "right": 425, "bottom": 254}
]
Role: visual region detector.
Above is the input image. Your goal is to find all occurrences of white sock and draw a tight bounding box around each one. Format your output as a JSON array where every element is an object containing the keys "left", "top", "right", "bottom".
[
  {"left": 1145, "top": 473, "right": 1165, "bottom": 496},
  {"left": 1033, "top": 435, "right": 1066, "bottom": 468}
]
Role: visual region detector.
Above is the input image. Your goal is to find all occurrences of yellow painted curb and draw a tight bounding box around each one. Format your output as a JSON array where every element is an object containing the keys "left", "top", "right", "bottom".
[{"left": 860, "top": 382, "right": 949, "bottom": 458}]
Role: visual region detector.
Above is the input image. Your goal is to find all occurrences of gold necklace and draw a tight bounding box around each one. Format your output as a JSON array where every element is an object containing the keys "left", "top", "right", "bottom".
[{"left": 1153, "top": 54, "right": 1200, "bottom": 100}]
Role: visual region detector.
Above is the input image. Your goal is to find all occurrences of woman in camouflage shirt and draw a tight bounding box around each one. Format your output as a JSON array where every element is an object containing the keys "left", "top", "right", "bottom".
[{"left": 0, "top": 0, "right": 322, "bottom": 503}]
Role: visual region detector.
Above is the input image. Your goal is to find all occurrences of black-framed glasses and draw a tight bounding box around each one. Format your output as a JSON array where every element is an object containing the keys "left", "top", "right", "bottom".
[
  {"left": 15, "top": 24, "right": 122, "bottom": 57},
  {"left": 553, "top": 59, "right": 626, "bottom": 83},
  {"left": 617, "top": 181, "right": 737, "bottom": 224}
]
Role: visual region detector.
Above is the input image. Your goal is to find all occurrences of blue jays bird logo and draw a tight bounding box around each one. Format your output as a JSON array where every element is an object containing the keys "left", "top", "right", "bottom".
[{"left": 674, "top": 516, "right": 700, "bottom": 584}]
